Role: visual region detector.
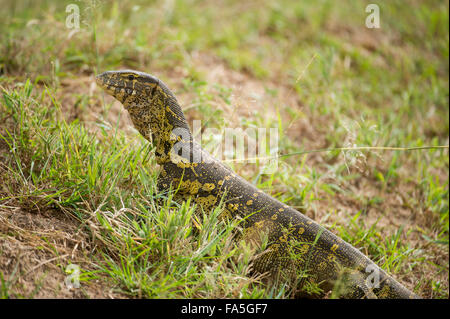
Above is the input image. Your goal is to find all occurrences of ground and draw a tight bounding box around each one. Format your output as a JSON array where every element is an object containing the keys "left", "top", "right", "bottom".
[{"left": 0, "top": 0, "right": 448, "bottom": 298}]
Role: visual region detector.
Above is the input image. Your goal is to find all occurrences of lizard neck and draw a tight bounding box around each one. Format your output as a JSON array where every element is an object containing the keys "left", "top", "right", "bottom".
[{"left": 124, "top": 89, "right": 193, "bottom": 165}]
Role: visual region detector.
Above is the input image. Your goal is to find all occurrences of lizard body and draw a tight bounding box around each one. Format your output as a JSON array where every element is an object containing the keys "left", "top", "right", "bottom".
[{"left": 96, "top": 70, "right": 420, "bottom": 299}]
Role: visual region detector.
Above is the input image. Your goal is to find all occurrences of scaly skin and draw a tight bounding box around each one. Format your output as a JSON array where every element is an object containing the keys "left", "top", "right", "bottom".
[{"left": 96, "top": 70, "right": 420, "bottom": 299}]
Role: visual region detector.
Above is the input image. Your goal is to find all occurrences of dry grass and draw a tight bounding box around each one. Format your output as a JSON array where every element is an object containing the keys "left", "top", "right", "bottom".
[{"left": 0, "top": 0, "right": 448, "bottom": 298}]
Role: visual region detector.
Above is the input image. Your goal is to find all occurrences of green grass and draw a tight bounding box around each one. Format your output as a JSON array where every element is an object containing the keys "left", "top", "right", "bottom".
[
  {"left": 0, "top": 81, "right": 281, "bottom": 298},
  {"left": 0, "top": 0, "right": 448, "bottom": 298}
]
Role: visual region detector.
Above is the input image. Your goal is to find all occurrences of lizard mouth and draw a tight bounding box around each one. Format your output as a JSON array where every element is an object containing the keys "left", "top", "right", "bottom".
[
  {"left": 95, "top": 75, "right": 122, "bottom": 95},
  {"left": 95, "top": 74, "right": 108, "bottom": 90}
]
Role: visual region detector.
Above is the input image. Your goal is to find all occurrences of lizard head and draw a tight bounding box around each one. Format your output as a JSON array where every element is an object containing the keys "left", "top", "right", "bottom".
[
  {"left": 96, "top": 70, "right": 161, "bottom": 105},
  {"left": 96, "top": 70, "right": 192, "bottom": 163}
]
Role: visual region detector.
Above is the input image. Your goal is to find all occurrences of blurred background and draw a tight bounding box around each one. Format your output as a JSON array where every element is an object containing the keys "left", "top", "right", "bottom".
[{"left": 0, "top": 0, "right": 448, "bottom": 298}]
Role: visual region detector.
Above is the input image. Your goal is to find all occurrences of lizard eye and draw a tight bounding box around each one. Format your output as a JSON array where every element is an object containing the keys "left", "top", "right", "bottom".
[
  {"left": 150, "top": 85, "right": 157, "bottom": 96},
  {"left": 127, "top": 74, "right": 135, "bottom": 81}
]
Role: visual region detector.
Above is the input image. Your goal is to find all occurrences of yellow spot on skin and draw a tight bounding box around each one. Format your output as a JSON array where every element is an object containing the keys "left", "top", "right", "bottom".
[
  {"left": 271, "top": 214, "right": 278, "bottom": 220},
  {"left": 178, "top": 180, "right": 190, "bottom": 190},
  {"left": 218, "top": 180, "right": 224, "bottom": 186},
  {"left": 278, "top": 208, "right": 284, "bottom": 212},
  {"left": 253, "top": 193, "right": 258, "bottom": 197},
  {"left": 227, "top": 203, "right": 239, "bottom": 211},
  {"left": 221, "top": 209, "right": 232, "bottom": 219},
  {"left": 177, "top": 161, "right": 191, "bottom": 168},
  {"left": 307, "top": 221, "right": 313, "bottom": 225},
  {"left": 298, "top": 227, "right": 305, "bottom": 235},
  {"left": 255, "top": 220, "right": 265, "bottom": 228},
  {"left": 331, "top": 244, "right": 339, "bottom": 252},
  {"left": 246, "top": 200, "right": 253, "bottom": 205},
  {"left": 189, "top": 180, "right": 202, "bottom": 195},
  {"left": 225, "top": 175, "right": 232, "bottom": 181},
  {"left": 195, "top": 195, "right": 216, "bottom": 209},
  {"left": 202, "top": 183, "right": 215, "bottom": 192},
  {"left": 254, "top": 220, "right": 274, "bottom": 233},
  {"left": 328, "top": 254, "right": 336, "bottom": 262}
]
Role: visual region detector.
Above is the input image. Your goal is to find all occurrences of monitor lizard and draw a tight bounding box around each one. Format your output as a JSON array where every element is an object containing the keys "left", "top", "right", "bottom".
[{"left": 96, "top": 70, "right": 420, "bottom": 299}]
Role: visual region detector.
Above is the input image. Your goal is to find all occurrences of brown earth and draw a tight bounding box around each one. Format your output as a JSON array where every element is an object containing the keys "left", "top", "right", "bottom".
[{"left": 0, "top": 51, "right": 448, "bottom": 298}]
